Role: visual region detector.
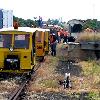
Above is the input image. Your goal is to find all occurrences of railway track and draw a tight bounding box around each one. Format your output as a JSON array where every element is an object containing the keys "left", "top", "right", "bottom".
[{"left": 8, "top": 62, "right": 41, "bottom": 100}]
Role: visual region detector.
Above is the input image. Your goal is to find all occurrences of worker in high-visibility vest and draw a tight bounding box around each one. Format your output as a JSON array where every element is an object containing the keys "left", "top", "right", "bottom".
[
  {"left": 63, "top": 30, "right": 69, "bottom": 44},
  {"left": 50, "top": 33, "right": 57, "bottom": 56},
  {"left": 57, "top": 30, "right": 61, "bottom": 43}
]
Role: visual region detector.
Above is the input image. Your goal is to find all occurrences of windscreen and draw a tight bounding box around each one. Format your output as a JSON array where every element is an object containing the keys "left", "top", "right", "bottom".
[
  {"left": 0, "top": 34, "right": 12, "bottom": 48},
  {"left": 14, "top": 34, "right": 30, "bottom": 49}
]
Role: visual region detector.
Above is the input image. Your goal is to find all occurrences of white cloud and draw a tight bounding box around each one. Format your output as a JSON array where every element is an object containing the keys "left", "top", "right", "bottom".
[{"left": 0, "top": 0, "right": 100, "bottom": 22}]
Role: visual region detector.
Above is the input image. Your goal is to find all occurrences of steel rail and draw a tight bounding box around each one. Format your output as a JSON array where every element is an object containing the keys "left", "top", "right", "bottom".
[{"left": 8, "top": 62, "right": 41, "bottom": 100}]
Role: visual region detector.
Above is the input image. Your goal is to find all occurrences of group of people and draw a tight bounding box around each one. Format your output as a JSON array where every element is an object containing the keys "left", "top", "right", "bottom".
[
  {"left": 56, "top": 28, "right": 76, "bottom": 44},
  {"left": 49, "top": 27, "right": 76, "bottom": 57}
]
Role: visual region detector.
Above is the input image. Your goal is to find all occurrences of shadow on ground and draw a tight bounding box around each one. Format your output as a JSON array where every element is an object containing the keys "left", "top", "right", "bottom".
[
  {"left": 27, "top": 91, "right": 96, "bottom": 100},
  {"left": 55, "top": 44, "right": 83, "bottom": 77},
  {"left": 0, "top": 73, "right": 23, "bottom": 81},
  {"left": 55, "top": 59, "right": 82, "bottom": 77}
]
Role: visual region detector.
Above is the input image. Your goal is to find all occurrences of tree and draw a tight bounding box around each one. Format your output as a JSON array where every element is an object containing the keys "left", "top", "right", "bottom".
[
  {"left": 13, "top": 16, "right": 36, "bottom": 27},
  {"left": 83, "top": 19, "right": 98, "bottom": 30},
  {"left": 26, "top": 19, "right": 35, "bottom": 27}
]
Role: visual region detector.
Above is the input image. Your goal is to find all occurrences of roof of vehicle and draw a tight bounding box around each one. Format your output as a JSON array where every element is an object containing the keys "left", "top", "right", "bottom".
[
  {"left": 44, "top": 29, "right": 50, "bottom": 31},
  {"left": 0, "top": 27, "right": 50, "bottom": 33},
  {"left": 36, "top": 28, "right": 50, "bottom": 32},
  {"left": 0, "top": 27, "right": 37, "bottom": 33}
]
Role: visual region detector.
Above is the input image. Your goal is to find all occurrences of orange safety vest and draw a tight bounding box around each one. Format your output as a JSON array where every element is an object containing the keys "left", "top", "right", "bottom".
[
  {"left": 50, "top": 35, "right": 56, "bottom": 43},
  {"left": 50, "top": 35, "right": 54, "bottom": 43},
  {"left": 58, "top": 32, "right": 60, "bottom": 36},
  {"left": 64, "top": 31, "right": 68, "bottom": 37}
]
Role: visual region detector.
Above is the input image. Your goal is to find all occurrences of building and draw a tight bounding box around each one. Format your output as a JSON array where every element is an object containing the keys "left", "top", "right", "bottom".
[{"left": 0, "top": 9, "right": 13, "bottom": 29}]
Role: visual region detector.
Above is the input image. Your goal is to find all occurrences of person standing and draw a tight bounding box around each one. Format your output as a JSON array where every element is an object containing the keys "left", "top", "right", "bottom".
[
  {"left": 38, "top": 16, "right": 43, "bottom": 28},
  {"left": 57, "top": 30, "right": 61, "bottom": 43},
  {"left": 50, "top": 34, "right": 57, "bottom": 56},
  {"left": 60, "top": 29, "right": 64, "bottom": 39},
  {"left": 63, "top": 30, "right": 69, "bottom": 44}
]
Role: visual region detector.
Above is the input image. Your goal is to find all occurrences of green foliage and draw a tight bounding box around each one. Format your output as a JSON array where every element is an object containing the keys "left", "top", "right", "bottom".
[
  {"left": 47, "top": 18, "right": 65, "bottom": 28},
  {"left": 13, "top": 16, "right": 100, "bottom": 31},
  {"left": 47, "top": 19, "right": 59, "bottom": 25},
  {"left": 47, "top": 18, "right": 52, "bottom": 25},
  {"left": 25, "top": 19, "right": 35, "bottom": 27},
  {"left": 83, "top": 19, "right": 100, "bottom": 30},
  {"left": 13, "top": 16, "right": 35, "bottom": 27},
  {"left": 52, "top": 19, "right": 59, "bottom": 25},
  {"left": 86, "top": 92, "right": 100, "bottom": 100},
  {"left": 13, "top": 16, "right": 66, "bottom": 28}
]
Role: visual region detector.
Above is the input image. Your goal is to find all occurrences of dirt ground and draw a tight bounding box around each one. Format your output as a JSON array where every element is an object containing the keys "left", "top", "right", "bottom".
[{"left": 26, "top": 42, "right": 100, "bottom": 100}]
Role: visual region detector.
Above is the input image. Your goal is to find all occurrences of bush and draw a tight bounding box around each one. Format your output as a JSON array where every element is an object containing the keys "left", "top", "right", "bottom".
[{"left": 76, "top": 32, "right": 100, "bottom": 42}]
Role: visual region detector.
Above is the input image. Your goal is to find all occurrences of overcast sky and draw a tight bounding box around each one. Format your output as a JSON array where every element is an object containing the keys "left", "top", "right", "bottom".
[{"left": 0, "top": 0, "right": 100, "bottom": 22}]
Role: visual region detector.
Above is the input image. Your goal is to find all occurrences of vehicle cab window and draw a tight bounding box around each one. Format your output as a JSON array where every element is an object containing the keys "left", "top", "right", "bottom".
[
  {"left": 14, "top": 34, "right": 30, "bottom": 49},
  {"left": 0, "top": 34, "right": 12, "bottom": 48}
]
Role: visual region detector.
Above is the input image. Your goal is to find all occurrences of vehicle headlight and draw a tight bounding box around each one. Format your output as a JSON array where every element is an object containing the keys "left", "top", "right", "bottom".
[
  {"left": 6, "top": 59, "right": 18, "bottom": 63},
  {"left": 13, "top": 59, "right": 18, "bottom": 62},
  {"left": 10, "top": 47, "right": 13, "bottom": 51},
  {"left": 6, "top": 59, "right": 13, "bottom": 63},
  {"left": 6, "top": 59, "right": 11, "bottom": 62}
]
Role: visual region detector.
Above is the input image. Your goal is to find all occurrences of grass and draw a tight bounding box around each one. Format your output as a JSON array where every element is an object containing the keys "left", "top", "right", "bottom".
[
  {"left": 86, "top": 92, "right": 100, "bottom": 100},
  {"left": 67, "top": 92, "right": 100, "bottom": 100},
  {"left": 28, "top": 43, "right": 100, "bottom": 99},
  {"left": 29, "top": 55, "right": 61, "bottom": 91},
  {"left": 80, "top": 60, "right": 100, "bottom": 76},
  {"left": 40, "top": 79, "right": 58, "bottom": 88},
  {"left": 76, "top": 32, "right": 100, "bottom": 42},
  {"left": 79, "top": 60, "right": 100, "bottom": 90}
]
